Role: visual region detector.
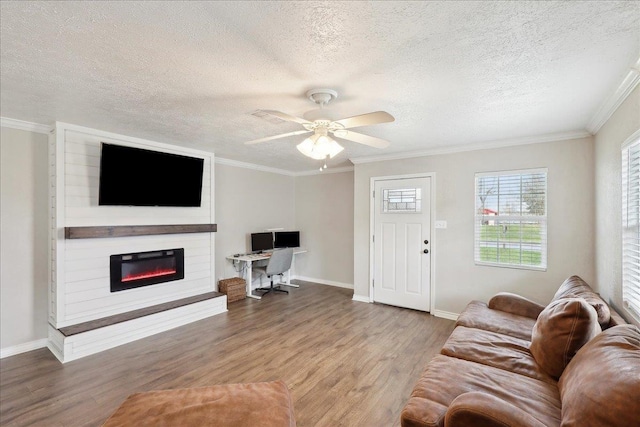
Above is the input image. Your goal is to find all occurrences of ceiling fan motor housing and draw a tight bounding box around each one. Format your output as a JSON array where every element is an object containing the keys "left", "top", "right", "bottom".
[{"left": 306, "top": 88, "right": 338, "bottom": 106}]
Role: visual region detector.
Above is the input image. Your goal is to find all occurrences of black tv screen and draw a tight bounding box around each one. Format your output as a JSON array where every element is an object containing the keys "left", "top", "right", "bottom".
[
  {"left": 99, "top": 143, "right": 204, "bottom": 207},
  {"left": 251, "top": 232, "right": 274, "bottom": 253},
  {"left": 274, "top": 231, "right": 300, "bottom": 248}
]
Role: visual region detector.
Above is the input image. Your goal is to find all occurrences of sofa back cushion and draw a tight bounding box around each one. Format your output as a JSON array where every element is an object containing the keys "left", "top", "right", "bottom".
[
  {"left": 530, "top": 298, "right": 601, "bottom": 379},
  {"left": 558, "top": 325, "right": 640, "bottom": 427},
  {"left": 552, "top": 275, "right": 610, "bottom": 328}
]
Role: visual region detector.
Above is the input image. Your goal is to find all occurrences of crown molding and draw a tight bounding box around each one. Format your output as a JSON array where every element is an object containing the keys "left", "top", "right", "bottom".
[
  {"left": 215, "top": 157, "right": 353, "bottom": 176},
  {"left": 350, "top": 129, "right": 592, "bottom": 165},
  {"left": 587, "top": 56, "right": 640, "bottom": 134},
  {"left": 0, "top": 117, "right": 52, "bottom": 134},
  {"left": 214, "top": 157, "right": 295, "bottom": 176},
  {"left": 54, "top": 121, "right": 216, "bottom": 159},
  {"left": 294, "top": 166, "right": 354, "bottom": 176}
]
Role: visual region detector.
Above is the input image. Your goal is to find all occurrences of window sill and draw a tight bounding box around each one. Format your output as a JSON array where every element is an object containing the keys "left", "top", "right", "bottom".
[
  {"left": 623, "top": 302, "right": 640, "bottom": 327},
  {"left": 475, "top": 261, "right": 547, "bottom": 272}
]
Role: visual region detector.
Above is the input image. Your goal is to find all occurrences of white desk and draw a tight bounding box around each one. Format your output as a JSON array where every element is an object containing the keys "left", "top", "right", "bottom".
[{"left": 226, "top": 249, "right": 307, "bottom": 300}]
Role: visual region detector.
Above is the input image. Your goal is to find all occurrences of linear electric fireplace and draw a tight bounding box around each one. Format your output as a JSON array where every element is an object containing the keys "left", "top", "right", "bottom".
[{"left": 110, "top": 248, "right": 185, "bottom": 292}]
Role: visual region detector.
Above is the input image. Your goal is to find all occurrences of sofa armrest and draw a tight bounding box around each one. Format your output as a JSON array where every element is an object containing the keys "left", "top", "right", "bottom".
[
  {"left": 488, "top": 292, "right": 545, "bottom": 319},
  {"left": 445, "top": 392, "right": 547, "bottom": 427}
]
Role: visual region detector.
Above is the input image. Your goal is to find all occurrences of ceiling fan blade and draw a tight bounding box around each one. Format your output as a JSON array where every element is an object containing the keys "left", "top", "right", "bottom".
[
  {"left": 245, "top": 130, "right": 312, "bottom": 145},
  {"left": 259, "top": 110, "right": 311, "bottom": 125},
  {"left": 332, "top": 130, "right": 390, "bottom": 149},
  {"left": 333, "top": 111, "right": 394, "bottom": 129}
]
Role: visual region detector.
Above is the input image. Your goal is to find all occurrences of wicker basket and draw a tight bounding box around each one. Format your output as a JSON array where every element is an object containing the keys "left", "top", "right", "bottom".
[{"left": 218, "top": 277, "right": 246, "bottom": 303}]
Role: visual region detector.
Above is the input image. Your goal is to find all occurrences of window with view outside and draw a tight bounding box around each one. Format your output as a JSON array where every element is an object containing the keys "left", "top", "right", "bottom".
[{"left": 475, "top": 169, "right": 547, "bottom": 270}]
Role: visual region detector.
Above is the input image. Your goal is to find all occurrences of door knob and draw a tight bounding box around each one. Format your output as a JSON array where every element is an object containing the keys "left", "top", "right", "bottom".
[
  {"left": 424, "top": 240, "right": 429, "bottom": 244},
  {"left": 423, "top": 249, "right": 429, "bottom": 254}
]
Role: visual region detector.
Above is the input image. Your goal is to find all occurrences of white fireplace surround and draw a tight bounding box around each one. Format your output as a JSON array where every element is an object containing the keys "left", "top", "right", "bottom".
[{"left": 48, "top": 122, "right": 225, "bottom": 362}]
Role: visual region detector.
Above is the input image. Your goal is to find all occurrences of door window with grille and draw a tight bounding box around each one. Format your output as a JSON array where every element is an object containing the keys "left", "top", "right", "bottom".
[{"left": 382, "top": 188, "right": 422, "bottom": 213}]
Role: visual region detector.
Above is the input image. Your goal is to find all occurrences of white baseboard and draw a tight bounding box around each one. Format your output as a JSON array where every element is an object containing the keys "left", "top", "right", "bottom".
[
  {"left": 352, "top": 295, "right": 371, "bottom": 303},
  {"left": 48, "top": 296, "right": 227, "bottom": 363},
  {"left": 292, "top": 275, "right": 354, "bottom": 289},
  {"left": 432, "top": 309, "right": 459, "bottom": 321},
  {"left": 0, "top": 338, "right": 48, "bottom": 359}
]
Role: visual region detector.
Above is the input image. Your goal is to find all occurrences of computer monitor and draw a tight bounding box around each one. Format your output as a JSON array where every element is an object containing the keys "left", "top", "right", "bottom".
[
  {"left": 251, "top": 232, "right": 273, "bottom": 253},
  {"left": 274, "top": 231, "right": 300, "bottom": 248}
]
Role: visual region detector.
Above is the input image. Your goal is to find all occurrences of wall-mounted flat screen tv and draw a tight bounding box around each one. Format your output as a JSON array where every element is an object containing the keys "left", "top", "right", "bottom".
[
  {"left": 274, "top": 231, "right": 300, "bottom": 248},
  {"left": 99, "top": 143, "right": 204, "bottom": 207}
]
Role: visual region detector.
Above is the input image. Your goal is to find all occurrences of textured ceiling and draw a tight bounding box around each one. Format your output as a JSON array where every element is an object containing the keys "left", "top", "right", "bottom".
[{"left": 1, "top": 1, "right": 639, "bottom": 172}]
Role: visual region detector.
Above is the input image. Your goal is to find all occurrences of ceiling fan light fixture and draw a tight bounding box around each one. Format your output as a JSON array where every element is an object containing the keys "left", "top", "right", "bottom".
[
  {"left": 297, "top": 135, "right": 323, "bottom": 160},
  {"left": 297, "top": 134, "right": 344, "bottom": 160},
  {"left": 325, "top": 138, "right": 344, "bottom": 158}
]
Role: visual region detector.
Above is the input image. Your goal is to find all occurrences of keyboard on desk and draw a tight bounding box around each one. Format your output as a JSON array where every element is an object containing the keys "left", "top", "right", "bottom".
[{"left": 246, "top": 253, "right": 271, "bottom": 259}]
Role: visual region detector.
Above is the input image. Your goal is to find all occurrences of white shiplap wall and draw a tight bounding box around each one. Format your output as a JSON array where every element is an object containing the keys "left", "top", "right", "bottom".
[{"left": 50, "top": 122, "right": 216, "bottom": 328}]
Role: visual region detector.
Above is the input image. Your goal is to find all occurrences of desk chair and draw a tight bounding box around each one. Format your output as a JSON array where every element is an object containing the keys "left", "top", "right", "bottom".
[{"left": 254, "top": 248, "right": 293, "bottom": 296}]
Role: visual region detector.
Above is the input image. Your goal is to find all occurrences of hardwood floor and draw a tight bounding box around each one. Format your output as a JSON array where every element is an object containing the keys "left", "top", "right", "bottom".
[{"left": 0, "top": 281, "right": 455, "bottom": 427}]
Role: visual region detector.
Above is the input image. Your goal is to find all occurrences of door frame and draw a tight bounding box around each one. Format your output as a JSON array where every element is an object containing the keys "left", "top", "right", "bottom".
[{"left": 369, "top": 172, "right": 436, "bottom": 313}]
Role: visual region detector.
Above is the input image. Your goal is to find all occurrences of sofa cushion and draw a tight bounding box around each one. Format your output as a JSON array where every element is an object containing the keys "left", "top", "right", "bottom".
[
  {"left": 558, "top": 325, "right": 640, "bottom": 427},
  {"left": 400, "top": 355, "right": 561, "bottom": 427},
  {"left": 552, "top": 275, "right": 610, "bottom": 328},
  {"left": 530, "top": 298, "right": 600, "bottom": 379},
  {"left": 441, "top": 326, "right": 555, "bottom": 384},
  {"left": 102, "top": 380, "right": 296, "bottom": 427},
  {"left": 455, "top": 300, "right": 536, "bottom": 340},
  {"left": 445, "top": 392, "right": 548, "bottom": 427},
  {"left": 487, "top": 292, "right": 545, "bottom": 319}
]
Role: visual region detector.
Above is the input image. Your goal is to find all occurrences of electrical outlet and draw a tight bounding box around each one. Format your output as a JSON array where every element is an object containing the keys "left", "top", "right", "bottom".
[{"left": 435, "top": 220, "right": 447, "bottom": 229}]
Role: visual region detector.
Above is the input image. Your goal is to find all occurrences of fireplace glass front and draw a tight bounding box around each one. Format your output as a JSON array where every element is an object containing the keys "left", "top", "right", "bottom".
[{"left": 110, "top": 248, "right": 185, "bottom": 292}]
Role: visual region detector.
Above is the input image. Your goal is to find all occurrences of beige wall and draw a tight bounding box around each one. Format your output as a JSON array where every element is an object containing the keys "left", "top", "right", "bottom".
[
  {"left": 354, "top": 137, "right": 595, "bottom": 315},
  {"left": 594, "top": 85, "right": 640, "bottom": 322},
  {"left": 1, "top": 127, "right": 49, "bottom": 349},
  {"left": 0, "top": 122, "right": 609, "bottom": 349},
  {"left": 294, "top": 171, "right": 354, "bottom": 287},
  {"left": 214, "top": 162, "right": 296, "bottom": 281}
]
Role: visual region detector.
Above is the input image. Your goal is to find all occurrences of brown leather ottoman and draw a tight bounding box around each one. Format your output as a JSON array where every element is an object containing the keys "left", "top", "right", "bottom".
[{"left": 102, "top": 380, "right": 296, "bottom": 427}]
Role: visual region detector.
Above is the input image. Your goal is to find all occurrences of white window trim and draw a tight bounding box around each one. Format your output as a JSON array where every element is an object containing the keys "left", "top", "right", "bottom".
[
  {"left": 622, "top": 129, "right": 640, "bottom": 323},
  {"left": 474, "top": 168, "right": 548, "bottom": 271}
]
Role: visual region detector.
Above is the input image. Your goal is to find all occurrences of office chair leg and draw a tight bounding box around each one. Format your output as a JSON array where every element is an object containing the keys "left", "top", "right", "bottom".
[
  {"left": 256, "top": 286, "right": 273, "bottom": 296},
  {"left": 272, "top": 274, "right": 288, "bottom": 294},
  {"left": 256, "top": 276, "right": 272, "bottom": 294},
  {"left": 256, "top": 276, "right": 288, "bottom": 295},
  {"left": 273, "top": 285, "right": 288, "bottom": 293}
]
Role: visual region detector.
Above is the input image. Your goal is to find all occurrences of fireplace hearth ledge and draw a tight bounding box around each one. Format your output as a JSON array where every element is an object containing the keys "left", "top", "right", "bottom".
[{"left": 47, "top": 292, "right": 227, "bottom": 363}]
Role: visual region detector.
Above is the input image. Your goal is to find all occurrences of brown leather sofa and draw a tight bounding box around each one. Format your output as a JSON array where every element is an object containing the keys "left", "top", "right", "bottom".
[{"left": 401, "top": 276, "right": 640, "bottom": 427}]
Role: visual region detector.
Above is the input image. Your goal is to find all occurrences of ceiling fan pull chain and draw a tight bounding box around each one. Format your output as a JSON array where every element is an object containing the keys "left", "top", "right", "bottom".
[{"left": 319, "top": 156, "right": 328, "bottom": 171}]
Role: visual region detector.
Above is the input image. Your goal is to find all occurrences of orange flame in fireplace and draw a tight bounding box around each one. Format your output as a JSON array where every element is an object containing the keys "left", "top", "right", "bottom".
[{"left": 122, "top": 268, "right": 177, "bottom": 282}]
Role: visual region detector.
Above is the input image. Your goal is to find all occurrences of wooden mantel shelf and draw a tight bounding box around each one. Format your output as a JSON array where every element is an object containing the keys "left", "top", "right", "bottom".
[{"left": 65, "top": 224, "right": 217, "bottom": 239}]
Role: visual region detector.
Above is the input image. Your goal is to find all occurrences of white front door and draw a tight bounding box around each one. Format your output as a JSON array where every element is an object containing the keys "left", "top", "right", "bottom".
[{"left": 373, "top": 176, "right": 431, "bottom": 311}]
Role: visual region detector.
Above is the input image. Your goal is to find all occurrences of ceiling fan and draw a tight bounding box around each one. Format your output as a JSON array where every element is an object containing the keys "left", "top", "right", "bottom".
[{"left": 246, "top": 89, "right": 394, "bottom": 164}]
